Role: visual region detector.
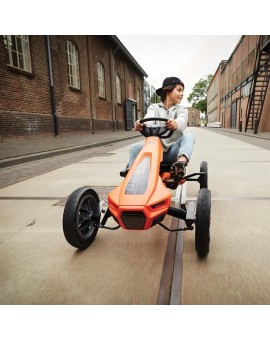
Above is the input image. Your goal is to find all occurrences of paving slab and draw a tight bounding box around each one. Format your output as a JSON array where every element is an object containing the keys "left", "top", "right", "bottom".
[
  {"left": 1, "top": 127, "right": 270, "bottom": 305},
  {"left": 182, "top": 200, "right": 270, "bottom": 305},
  {"left": 180, "top": 127, "right": 270, "bottom": 305},
  {"left": 0, "top": 143, "right": 173, "bottom": 304}
]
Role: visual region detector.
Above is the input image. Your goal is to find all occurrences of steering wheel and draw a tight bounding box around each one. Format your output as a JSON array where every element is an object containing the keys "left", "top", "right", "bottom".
[{"left": 139, "top": 117, "right": 174, "bottom": 139}]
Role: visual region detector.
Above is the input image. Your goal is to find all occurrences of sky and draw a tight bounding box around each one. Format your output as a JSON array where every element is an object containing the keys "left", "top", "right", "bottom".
[{"left": 117, "top": 35, "right": 242, "bottom": 107}]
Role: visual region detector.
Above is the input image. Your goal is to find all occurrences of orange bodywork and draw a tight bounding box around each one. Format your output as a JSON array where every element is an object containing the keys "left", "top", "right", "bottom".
[{"left": 108, "top": 137, "right": 171, "bottom": 230}]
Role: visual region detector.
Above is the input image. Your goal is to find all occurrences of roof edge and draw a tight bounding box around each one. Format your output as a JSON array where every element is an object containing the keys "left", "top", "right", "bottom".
[{"left": 109, "top": 35, "right": 148, "bottom": 78}]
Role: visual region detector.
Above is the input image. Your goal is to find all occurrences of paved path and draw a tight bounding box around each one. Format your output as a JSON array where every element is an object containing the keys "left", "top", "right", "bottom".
[
  {"left": 0, "top": 137, "right": 142, "bottom": 189},
  {"left": 1, "top": 127, "right": 270, "bottom": 305},
  {"left": 0, "top": 130, "right": 139, "bottom": 168},
  {"left": 181, "top": 128, "right": 270, "bottom": 304},
  {"left": 0, "top": 136, "right": 172, "bottom": 304}
]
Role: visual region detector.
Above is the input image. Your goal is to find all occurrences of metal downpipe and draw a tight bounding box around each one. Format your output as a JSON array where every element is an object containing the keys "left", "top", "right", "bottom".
[{"left": 46, "top": 35, "right": 59, "bottom": 136}]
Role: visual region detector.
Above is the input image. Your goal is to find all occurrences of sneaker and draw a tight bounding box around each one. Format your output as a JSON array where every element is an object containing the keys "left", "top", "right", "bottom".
[{"left": 170, "top": 161, "right": 186, "bottom": 181}]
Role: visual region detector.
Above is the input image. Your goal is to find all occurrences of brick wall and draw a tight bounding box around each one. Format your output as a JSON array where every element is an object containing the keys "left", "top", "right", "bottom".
[
  {"left": 50, "top": 35, "right": 92, "bottom": 119},
  {"left": 0, "top": 111, "right": 92, "bottom": 139},
  {"left": 115, "top": 51, "right": 127, "bottom": 124},
  {"left": 0, "top": 35, "right": 145, "bottom": 139},
  {"left": 0, "top": 111, "right": 54, "bottom": 138},
  {"left": 0, "top": 36, "right": 52, "bottom": 115}
]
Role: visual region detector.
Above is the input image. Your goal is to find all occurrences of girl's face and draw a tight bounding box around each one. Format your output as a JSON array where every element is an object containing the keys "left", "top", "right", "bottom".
[{"left": 166, "top": 84, "right": 184, "bottom": 105}]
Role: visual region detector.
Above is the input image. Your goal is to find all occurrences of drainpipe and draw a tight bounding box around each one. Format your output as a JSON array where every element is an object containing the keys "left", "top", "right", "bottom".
[
  {"left": 110, "top": 45, "right": 120, "bottom": 131},
  {"left": 113, "top": 46, "right": 120, "bottom": 131},
  {"left": 46, "top": 35, "right": 59, "bottom": 136},
  {"left": 86, "top": 36, "right": 94, "bottom": 134}
]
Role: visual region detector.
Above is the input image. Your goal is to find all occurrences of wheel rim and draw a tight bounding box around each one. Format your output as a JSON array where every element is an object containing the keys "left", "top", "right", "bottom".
[{"left": 76, "top": 195, "right": 98, "bottom": 240}]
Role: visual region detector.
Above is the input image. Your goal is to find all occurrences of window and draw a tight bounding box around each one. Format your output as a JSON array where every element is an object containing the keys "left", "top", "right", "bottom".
[
  {"left": 137, "top": 89, "right": 140, "bottom": 106},
  {"left": 3, "top": 35, "right": 32, "bottom": 72},
  {"left": 236, "top": 66, "right": 241, "bottom": 87},
  {"left": 67, "top": 40, "right": 80, "bottom": 89},
  {"left": 248, "top": 49, "right": 255, "bottom": 76},
  {"left": 116, "top": 75, "right": 121, "bottom": 103},
  {"left": 241, "top": 58, "right": 248, "bottom": 82},
  {"left": 242, "top": 82, "right": 251, "bottom": 98},
  {"left": 128, "top": 81, "right": 133, "bottom": 98},
  {"left": 97, "top": 62, "right": 105, "bottom": 98},
  {"left": 231, "top": 71, "right": 236, "bottom": 90}
]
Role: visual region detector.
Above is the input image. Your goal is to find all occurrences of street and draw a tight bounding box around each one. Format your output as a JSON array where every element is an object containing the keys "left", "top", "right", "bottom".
[{"left": 0, "top": 127, "right": 270, "bottom": 304}]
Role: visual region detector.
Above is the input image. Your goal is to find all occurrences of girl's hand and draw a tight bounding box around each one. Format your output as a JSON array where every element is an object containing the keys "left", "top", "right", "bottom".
[
  {"left": 134, "top": 120, "right": 144, "bottom": 131},
  {"left": 166, "top": 119, "right": 178, "bottom": 130}
]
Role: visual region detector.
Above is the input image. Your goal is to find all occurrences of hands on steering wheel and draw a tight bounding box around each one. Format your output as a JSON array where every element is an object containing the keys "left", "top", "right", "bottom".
[{"left": 137, "top": 117, "right": 175, "bottom": 139}]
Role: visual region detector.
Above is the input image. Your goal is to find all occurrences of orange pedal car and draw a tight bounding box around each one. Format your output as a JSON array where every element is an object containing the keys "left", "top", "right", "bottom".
[{"left": 63, "top": 118, "right": 211, "bottom": 258}]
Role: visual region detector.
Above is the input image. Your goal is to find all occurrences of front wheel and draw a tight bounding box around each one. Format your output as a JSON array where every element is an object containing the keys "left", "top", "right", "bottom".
[
  {"left": 63, "top": 187, "right": 100, "bottom": 249},
  {"left": 195, "top": 188, "right": 211, "bottom": 258},
  {"left": 199, "top": 161, "right": 208, "bottom": 189}
]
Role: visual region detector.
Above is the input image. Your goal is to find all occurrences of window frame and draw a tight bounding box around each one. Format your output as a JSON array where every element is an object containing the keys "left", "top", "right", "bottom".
[
  {"left": 97, "top": 61, "right": 106, "bottom": 98},
  {"left": 3, "top": 35, "right": 32, "bottom": 73},
  {"left": 242, "top": 81, "right": 252, "bottom": 98},
  {"left": 116, "top": 74, "right": 121, "bottom": 104},
  {"left": 136, "top": 88, "right": 140, "bottom": 106},
  {"left": 67, "top": 40, "right": 81, "bottom": 90}
]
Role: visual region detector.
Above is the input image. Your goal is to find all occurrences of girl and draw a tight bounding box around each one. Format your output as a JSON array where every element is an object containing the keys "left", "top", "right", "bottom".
[{"left": 129, "top": 76, "right": 195, "bottom": 181}]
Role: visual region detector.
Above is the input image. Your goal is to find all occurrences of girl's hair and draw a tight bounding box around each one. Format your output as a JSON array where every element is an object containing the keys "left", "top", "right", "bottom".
[{"left": 160, "top": 85, "right": 176, "bottom": 102}]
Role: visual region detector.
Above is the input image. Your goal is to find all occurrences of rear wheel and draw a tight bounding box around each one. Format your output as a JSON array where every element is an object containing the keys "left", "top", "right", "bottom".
[
  {"left": 199, "top": 161, "right": 208, "bottom": 189},
  {"left": 195, "top": 188, "right": 211, "bottom": 258},
  {"left": 63, "top": 187, "right": 100, "bottom": 249}
]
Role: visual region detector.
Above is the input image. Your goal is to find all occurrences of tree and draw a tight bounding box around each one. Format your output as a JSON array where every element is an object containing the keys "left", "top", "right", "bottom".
[{"left": 187, "top": 74, "right": 213, "bottom": 114}]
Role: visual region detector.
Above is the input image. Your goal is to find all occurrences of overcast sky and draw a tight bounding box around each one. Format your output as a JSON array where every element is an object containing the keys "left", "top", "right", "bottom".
[{"left": 117, "top": 35, "right": 242, "bottom": 107}]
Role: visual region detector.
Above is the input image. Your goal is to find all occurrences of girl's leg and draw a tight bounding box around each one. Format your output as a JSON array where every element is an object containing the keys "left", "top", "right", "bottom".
[
  {"left": 163, "top": 133, "right": 195, "bottom": 180},
  {"left": 163, "top": 133, "right": 195, "bottom": 164},
  {"left": 128, "top": 141, "right": 144, "bottom": 167},
  {"left": 177, "top": 132, "right": 195, "bottom": 163}
]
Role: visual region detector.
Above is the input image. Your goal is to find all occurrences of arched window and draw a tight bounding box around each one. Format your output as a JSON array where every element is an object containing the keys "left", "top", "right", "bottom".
[
  {"left": 67, "top": 40, "right": 80, "bottom": 89},
  {"left": 137, "top": 89, "right": 140, "bottom": 106},
  {"left": 3, "top": 35, "right": 32, "bottom": 72},
  {"left": 116, "top": 75, "right": 121, "bottom": 104},
  {"left": 128, "top": 81, "right": 133, "bottom": 98},
  {"left": 97, "top": 61, "right": 105, "bottom": 98}
]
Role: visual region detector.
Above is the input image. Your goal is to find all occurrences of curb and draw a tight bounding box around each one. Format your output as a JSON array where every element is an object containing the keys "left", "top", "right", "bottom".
[
  {"left": 214, "top": 128, "right": 270, "bottom": 141},
  {"left": 0, "top": 135, "right": 140, "bottom": 169}
]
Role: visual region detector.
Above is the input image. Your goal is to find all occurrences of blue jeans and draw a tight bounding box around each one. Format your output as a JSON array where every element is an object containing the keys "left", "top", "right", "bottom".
[{"left": 128, "top": 133, "right": 195, "bottom": 167}]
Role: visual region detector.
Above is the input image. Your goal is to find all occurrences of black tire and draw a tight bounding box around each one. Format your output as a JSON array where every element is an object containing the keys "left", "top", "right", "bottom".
[
  {"left": 195, "top": 188, "right": 211, "bottom": 258},
  {"left": 199, "top": 161, "right": 208, "bottom": 189},
  {"left": 63, "top": 187, "right": 100, "bottom": 249}
]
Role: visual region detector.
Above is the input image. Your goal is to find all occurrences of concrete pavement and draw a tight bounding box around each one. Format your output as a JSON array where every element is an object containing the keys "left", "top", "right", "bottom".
[
  {"left": 218, "top": 128, "right": 270, "bottom": 140},
  {"left": 1, "top": 127, "right": 270, "bottom": 304},
  {"left": 182, "top": 128, "right": 270, "bottom": 304},
  {"left": 1, "top": 127, "right": 269, "bottom": 169},
  {"left": 0, "top": 130, "right": 139, "bottom": 168},
  {"left": 0, "top": 137, "right": 171, "bottom": 304}
]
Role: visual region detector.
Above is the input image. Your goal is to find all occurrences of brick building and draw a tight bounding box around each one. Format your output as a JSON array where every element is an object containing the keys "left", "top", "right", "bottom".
[
  {"left": 187, "top": 107, "right": 201, "bottom": 126},
  {"left": 0, "top": 35, "right": 147, "bottom": 139},
  {"left": 207, "top": 60, "right": 227, "bottom": 125},
  {"left": 207, "top": 35, "right": 270, "bottom": 134}
]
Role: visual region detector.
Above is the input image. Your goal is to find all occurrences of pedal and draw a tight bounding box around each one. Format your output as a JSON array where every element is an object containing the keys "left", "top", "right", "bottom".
[
  {"left": 164, "top": 178, "right": 178, "bottom": 190},
  {"left": 120, "top": 168, "right": 129, "bottom": 177}
]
